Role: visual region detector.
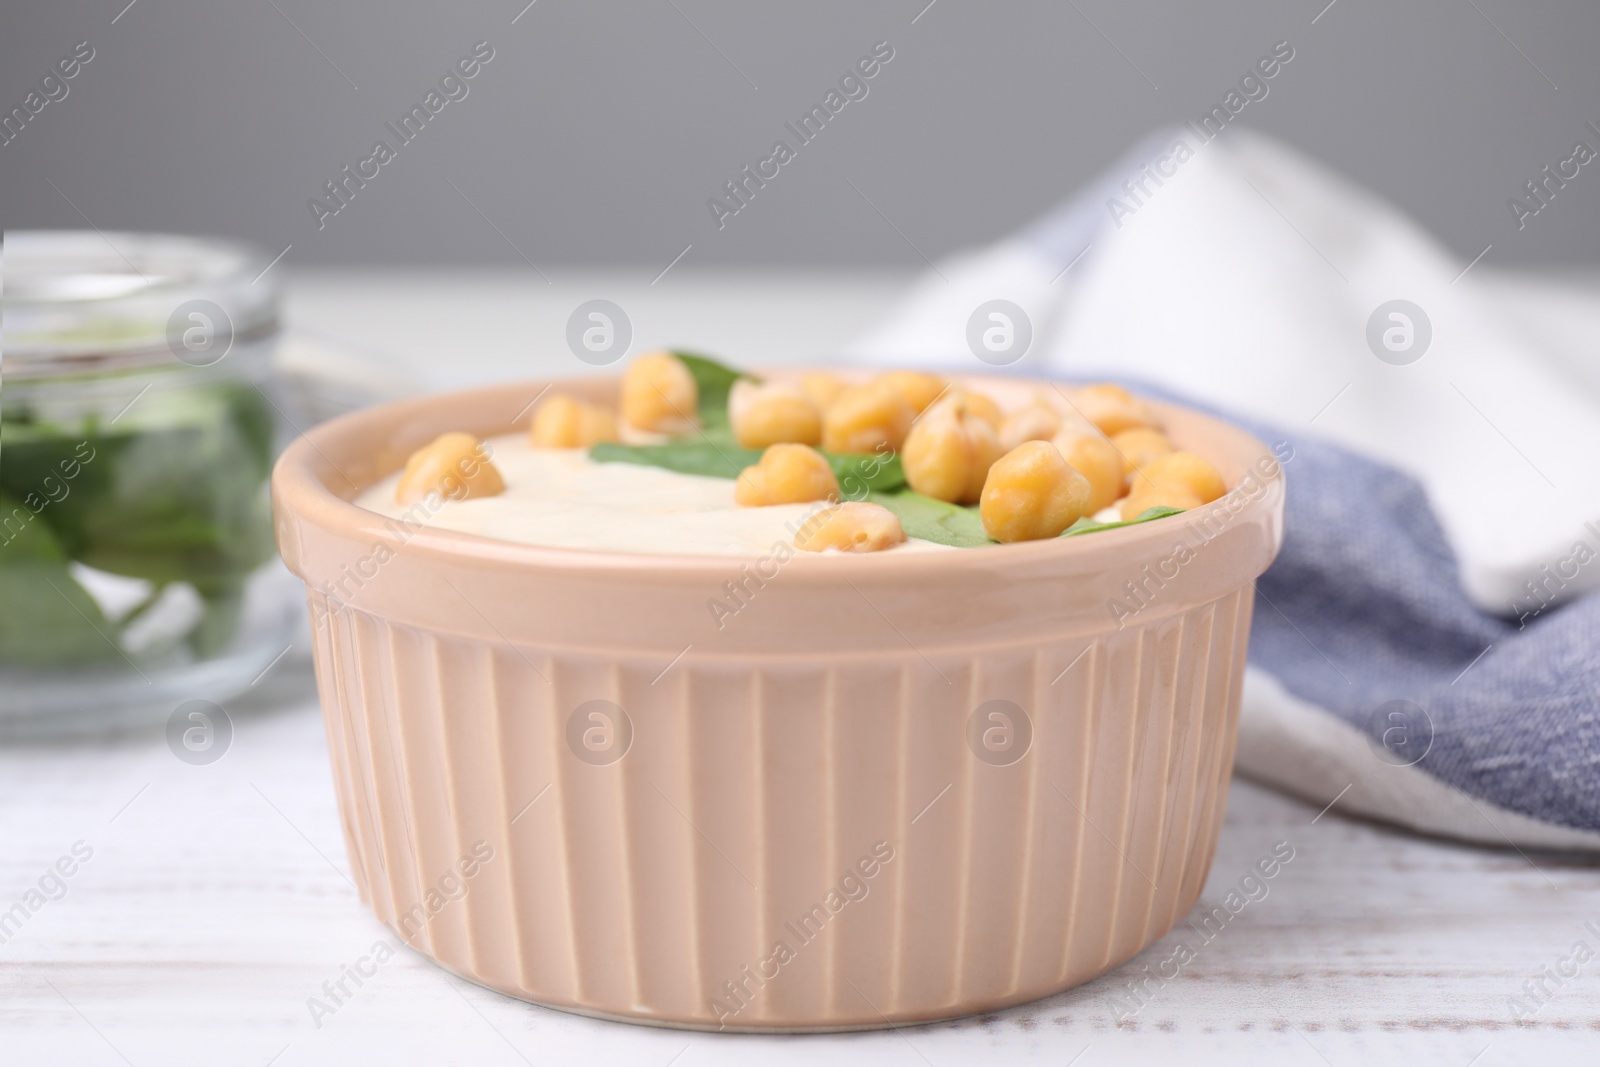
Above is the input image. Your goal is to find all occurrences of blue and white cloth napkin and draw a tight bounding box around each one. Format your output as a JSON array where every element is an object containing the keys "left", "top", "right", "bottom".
[{"left": 850, "top": 129, "right": 1600, "bottom": 850}]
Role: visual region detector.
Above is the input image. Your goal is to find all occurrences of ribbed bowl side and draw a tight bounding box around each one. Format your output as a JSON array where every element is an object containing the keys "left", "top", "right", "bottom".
[{"left": 307, "top": 584, "right": 1254, "bottom": 1032}]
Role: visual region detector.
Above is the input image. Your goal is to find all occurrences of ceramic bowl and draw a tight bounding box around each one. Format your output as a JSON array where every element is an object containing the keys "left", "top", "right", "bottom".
[{"left": 271, "top": 371, "right": 1286, "bottom": 1031}]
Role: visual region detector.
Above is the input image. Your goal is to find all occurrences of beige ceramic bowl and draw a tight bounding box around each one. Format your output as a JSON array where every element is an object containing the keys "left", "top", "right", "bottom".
[{"left": 271, "top": 371, "right": 1285, "bottom": 1032}]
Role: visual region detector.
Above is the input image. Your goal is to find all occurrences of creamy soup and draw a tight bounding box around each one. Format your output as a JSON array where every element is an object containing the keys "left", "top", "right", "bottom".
[{"left": 356, "top": 434, "right": 955, "bottom": 557}]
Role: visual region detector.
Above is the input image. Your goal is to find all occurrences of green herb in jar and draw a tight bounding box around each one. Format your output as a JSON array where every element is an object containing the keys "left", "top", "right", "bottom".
[{"left": 0, "top": 378, "right": 277, "bottom": 662}]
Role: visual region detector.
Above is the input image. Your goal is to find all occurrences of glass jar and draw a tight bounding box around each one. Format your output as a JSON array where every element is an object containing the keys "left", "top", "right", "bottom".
[{"left": 1, "top": 231, "right": 302, "bottom": 736}]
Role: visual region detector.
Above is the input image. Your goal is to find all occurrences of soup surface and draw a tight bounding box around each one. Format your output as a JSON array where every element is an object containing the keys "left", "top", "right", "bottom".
[{"left": 357, "top": 433, "right": 954, "bottom": 556}]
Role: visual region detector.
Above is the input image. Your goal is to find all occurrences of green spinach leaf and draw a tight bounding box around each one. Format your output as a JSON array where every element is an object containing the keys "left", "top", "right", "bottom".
[
  {"left": 1060, "top": 506, "right": 1185, "bottom": 537},
  {"left": 832, "top": 451, "right": 905, "bottom": 495},
  {"left": 590, "top": 440, "right": 757, "bottom": 480},
  {"left": 590, "top": 440, "right": 907, "bottom": 493},
  {"left": 0, "top": 492, "right": 118, "bottom": 665},
  {"left": 0, "top": 377, "right": 277, "bottom": 661},
  {"left": 671, "top": 351, "right": 756, "bottom": 433},
  {"left": 865, "top": 490, "right": 993, "bottom": 548},
  {"left": 1, "top": 380, "right": 276, "bottom": 587}
]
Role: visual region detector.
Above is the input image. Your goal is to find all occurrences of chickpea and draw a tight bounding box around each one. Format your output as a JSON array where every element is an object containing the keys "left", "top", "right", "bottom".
[
  {"left": 821, "top": 380, "right": 915, "bottom": 454},
  {"left": 1072, "top": 383, "right": 1158, "bottom": 437},
  {"left": 621, "top": 350, "right": 698, "bottom": 434},
  {"left": 902, "top": 392, "right": 1003, "bottom": 504},
  {"left": 801, "top": 371, "right": 848, "bottom": 410},
  {"left": 1136, "top": 451, "right": 1226, "bottom": 503},
  {"left": 529, "top": 394, "right": 620, "bottom": 448},
  {"left": 964, "top": 390, "right": 1004, "bottom": 429},
  {"left": 396, "top": 432, "right": 505, "bottom": 505},
  {"left": 794, "top": 501, "right": 906, "bottom": 553},
  {"left": 728, "top": 379, "right": 823, "bottom": 449},
  {"left": 877, "top": 370, "right": 948, "bottom": 414},
  {"left": 1119, "top": 482, "right": 1203, "bottom": 522},
  {"left": 1052, "top": 431, "right": 1126, "bottom": 514},
  {"left": 998, "top": 400, "right": 1063, "bottom": 451},
  {"left": 1110, "top": 427, "right": 1174, "bottom": 475},
  {"left": 734, "top": 443, "right": 840, "bottom": 506},
  {"left": 979, "top": 440, "right": 1092, "bottom": 543}
]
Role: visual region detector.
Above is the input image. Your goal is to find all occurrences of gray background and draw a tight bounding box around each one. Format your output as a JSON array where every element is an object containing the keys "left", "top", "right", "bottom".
[{"left": 1, "top": 0, "right": 1596, "bottom": 269}]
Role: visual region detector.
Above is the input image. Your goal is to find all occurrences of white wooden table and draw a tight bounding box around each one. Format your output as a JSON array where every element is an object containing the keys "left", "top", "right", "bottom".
[{"left": 3, "top": 270, "right": 1597, "bottom": 1065}]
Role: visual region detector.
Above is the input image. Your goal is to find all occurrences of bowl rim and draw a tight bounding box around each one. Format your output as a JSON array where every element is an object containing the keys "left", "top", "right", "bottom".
[{"left": 272, "top": 370, "right": 1285, "bottom": 583}]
